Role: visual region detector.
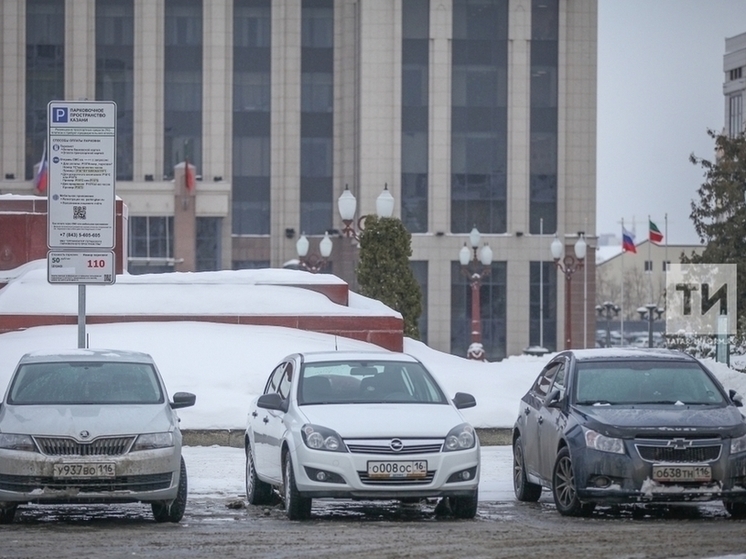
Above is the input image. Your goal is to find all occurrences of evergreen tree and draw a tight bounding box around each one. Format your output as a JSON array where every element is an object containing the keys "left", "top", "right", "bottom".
[
  {"left": 687, "top": 129, "right": 746, "bottom": 327},
  {"left": 356, "top": 215, "right": 423, "bottom": 339}
]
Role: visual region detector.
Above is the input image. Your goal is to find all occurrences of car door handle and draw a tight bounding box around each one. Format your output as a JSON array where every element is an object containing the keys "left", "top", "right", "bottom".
[
  {"left": 524, "top": 406, "right": 531, "bottom": 415},
  {"left": 262, "top": 417, "right": 269, "bottom": 424},
  {"left": 537, "top": 416, "right": 544, "bottom": 425},
  {"left": 251, "top": 411, "right": 258, "bottom": 417}
]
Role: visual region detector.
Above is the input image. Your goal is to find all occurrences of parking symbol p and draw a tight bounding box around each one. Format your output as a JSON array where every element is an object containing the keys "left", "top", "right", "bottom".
[{"left": 52, "top": 107, "right": 68, "bottom": 123}]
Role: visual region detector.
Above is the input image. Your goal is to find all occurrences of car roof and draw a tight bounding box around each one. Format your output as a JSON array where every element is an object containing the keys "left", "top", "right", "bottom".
[
  {"left": 296, "top": 351, "right": 420, "bottom": 365},
  {"left": 559, "top": 347, "right": 695, "bottom": 363},
  {"left": 17, "top": 348, "right": 156, "bottom": 365}
]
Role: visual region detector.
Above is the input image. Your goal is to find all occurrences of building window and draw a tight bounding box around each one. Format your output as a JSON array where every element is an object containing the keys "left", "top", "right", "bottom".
[
  {"left": 662, "top": 260, "right": 671, "bottom": 272},
  {"left": 730, "top": 67, "right": 743, "bottom": 81},
  {"left": 25, "top": 0, "right": 65, "bottom": 180},
  {"left": 196, "top": 217, "right": 222, "bottom": 271},
  {"left": 451, "top": 0, "right": 508, "bottom": 234},
  {"left": 233, "top": 259, "right": 270, "bottom": 270},
  {"left": 529, "top": 261, "right": 557, "bottom": 351},
  {"left": 96, "top": 0, "right": 134, "bottom": 180},
  {"left": 644, "top": 260, "right": 653, "bottom": 272},
  {"left": 529, "top": 0, "right": 559, "bottom": 234},
  {"left": 410, "top": 260, "right": 428, "bottom": 343},
  {"left": 128, "top": 216, "right": 174, "bottom": 274},
  {"left": 729, "top": 94, "right": 743, "bottom": 138},
  {"left": 451, "top": 261, "right": 507, "bottom": 360},
  {"left": 164, "top": 0, "right": 203, "bottom": 178},
  {"left": 401, "top": 0, "right": 429, "bottom": 233}
]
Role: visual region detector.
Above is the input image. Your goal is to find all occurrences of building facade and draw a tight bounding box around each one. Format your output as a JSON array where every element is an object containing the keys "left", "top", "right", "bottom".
[
  {"left": 724, "top": 31, "right": 746, "bottom": 138},
  {"left": 0, "top": 0, "right": 598, "bottom": 360}
]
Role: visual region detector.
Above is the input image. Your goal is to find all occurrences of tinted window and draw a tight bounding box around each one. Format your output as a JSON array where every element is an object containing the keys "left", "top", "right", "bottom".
[{"left": 531, "top": 362, "right": 559, "bottom": 399}]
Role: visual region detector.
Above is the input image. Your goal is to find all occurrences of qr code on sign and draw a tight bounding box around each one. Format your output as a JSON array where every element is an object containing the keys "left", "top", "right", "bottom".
[{"left": 73, "top": 205, "right": 87, "bottom": 220}]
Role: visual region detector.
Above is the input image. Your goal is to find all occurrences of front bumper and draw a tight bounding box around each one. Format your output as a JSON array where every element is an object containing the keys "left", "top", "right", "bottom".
[
  {"left": 289, "top": 441, "right": 480, "bottom": 500},
  {"left": 0, "top": 447, "right": 181, "bottom": 504}
]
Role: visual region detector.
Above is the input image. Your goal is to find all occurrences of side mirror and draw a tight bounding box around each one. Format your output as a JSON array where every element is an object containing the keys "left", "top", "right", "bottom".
[
  {"left": 545, "top": 388, "right": 562, "bottom": 409},
  {"left": 257, "top": 392, "right": 288, "bottom": 412},
  {"left": 452, "top": 392, "right": 476, "bottom": 410},
  {"left": 729, "top": 389, "right": 744, "bottom": 408},
  {"left": 171, "top": 391, "right": 196, "bottom": 409}
]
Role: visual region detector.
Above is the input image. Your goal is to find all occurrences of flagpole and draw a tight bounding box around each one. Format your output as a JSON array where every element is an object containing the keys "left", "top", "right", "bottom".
[
  {"left": 664, "top": 213, "right": 668, "bottom": 307},
  {"left": 539, "top": 218, "right": 544, "bottom": 349},
  {"left": 647, "top": 215, "right": 652, "bottom": 303},
  {"left": 621, "top": 218, "right": 625, "bottom": 344}
]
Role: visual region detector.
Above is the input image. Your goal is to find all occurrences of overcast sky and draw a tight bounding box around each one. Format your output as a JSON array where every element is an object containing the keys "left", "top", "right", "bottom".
[{"left": 597, "top": 0, "right": 746, "bottom": 245}]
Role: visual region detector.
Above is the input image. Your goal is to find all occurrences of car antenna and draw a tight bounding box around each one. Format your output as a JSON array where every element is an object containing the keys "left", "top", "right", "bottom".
[{"left": 334, "top": 335, "right": 338, "bottom": 351}]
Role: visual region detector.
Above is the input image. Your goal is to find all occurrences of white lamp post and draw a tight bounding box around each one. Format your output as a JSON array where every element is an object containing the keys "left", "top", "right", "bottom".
[{"left": 459, "top": 226, "right": 494, "bottom": 360}]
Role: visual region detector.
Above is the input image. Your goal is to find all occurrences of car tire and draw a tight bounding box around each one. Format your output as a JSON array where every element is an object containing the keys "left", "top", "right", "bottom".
[
  {"left": 245, "top": 443, "right": 273, "bottom": 505},
  {"left": 513, "top": 436, "right": 542, "bottom": 502},
  {"left": 450, "top": 488, "right": 479, "bottom": 519},
  {"left": 152, "top": 457, "right": 188, "bottom": 523},
  {"left": 283, "top": 455, "right": 312, "bottom": 520},
  {"left": 724, "top": 500, "right": 746, "bottom": 519},
  {"left": 0, "top": 504, "right": 17, "bottom": 524},
  {"left": 552, "top": 447, "right": 595, "bottom": 517}
]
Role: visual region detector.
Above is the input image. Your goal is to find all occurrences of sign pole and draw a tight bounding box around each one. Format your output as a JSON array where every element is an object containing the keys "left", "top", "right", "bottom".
[{"left": 78, "top": 284, "right": 86, "bottom": 348}]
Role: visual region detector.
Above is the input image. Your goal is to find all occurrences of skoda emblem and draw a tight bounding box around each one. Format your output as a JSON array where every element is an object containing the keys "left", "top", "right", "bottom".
[
  {"left": 80, "top": 430, "right": 90, "bottom": 439},
  {"left": 389, "top": 439, "right": 404, "bottom": 452}
]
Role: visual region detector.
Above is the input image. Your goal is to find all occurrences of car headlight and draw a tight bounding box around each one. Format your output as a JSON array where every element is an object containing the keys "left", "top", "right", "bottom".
[
  {"left": 731, "top": 434, "right": 746, "bottom": 455},
  {"left": 0, "top": 433, "right": 37, "bottom": 452},
  {"left": 132, "top": 432, "right": 174, "bottom": 451},
  {"left": 583, "top": 427, "right": 625, "bottom": 454},
  {"left": 301, "top": 424, "right": 347, "bottom": 452},
  {"left": 443, "top": 423, "right": 476, "bottom": 452}
]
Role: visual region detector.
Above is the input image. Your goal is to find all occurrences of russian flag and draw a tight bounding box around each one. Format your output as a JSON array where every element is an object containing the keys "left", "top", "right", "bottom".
[
  {"left": 33, "top": 142, "right": 48, "bottom": 194},
  {"left": 622, "top": 226, "right": 637, "bottom": 253}
]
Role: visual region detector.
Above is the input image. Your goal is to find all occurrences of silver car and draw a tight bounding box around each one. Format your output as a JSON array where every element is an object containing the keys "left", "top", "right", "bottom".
[{"left": 0, "top": 349, "right": 196, "bottom": 524}]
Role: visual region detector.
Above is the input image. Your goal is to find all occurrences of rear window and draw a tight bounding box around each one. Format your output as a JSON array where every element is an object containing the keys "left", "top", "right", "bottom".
[
  {"left": 574, "top": 360, "right": 726, "bottom": 406},
  {"left": 8, "top": 361, "right": 164, "bottom": 405}
]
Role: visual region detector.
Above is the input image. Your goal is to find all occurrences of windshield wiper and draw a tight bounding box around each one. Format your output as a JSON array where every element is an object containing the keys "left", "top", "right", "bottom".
[{"left": 576, "top": 400, "right": 614, "bottom": 406}]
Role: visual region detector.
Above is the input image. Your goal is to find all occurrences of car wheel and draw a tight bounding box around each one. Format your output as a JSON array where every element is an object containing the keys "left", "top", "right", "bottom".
[
  {"left": 245, "top": 442, "right": 273, "bottom": 505},
  {"left": 724, "top": 500, "right": 746, "bottom": 519},
  {"left": 552, "top": 447, "right": 595, "bottom": 517},
  {"left": 283, "top": 455, "right": 312, "bottom": 520},
  {"left": 450, "top": 488, "right": 479, "bottom": 519},
  {"left": 152, "top": 457, "right": 188, "bottom": 523},
  {"left": 0, "top": 504, "right": 17, "bottom": 524},
  {"left": 513, "top": 436, "right": 542, "bottom": 502}
]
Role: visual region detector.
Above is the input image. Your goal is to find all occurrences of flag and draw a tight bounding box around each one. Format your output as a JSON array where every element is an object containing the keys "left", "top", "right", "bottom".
[
  {"left": 649, "top": 219, "right": 664, "bottom": 244},
  {"left": 184, "top": 157, "right": 195, "bottom": 192},
  {"left": 33, "top": 142, "right": 48, "bottom": 194},
  {"left": 622, "top": 226, "right": 637, "bottom": 253}
]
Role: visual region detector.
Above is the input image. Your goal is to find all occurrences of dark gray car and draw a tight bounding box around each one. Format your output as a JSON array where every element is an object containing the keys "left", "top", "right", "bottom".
[{"left": 512, "top": 348, "right": 746, "bottom": 517}]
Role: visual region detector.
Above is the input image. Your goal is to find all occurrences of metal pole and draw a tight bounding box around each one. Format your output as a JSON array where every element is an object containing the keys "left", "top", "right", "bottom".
[
  {"left": 565, "top": 273, "right": 572, "bottom": 349},
  {"left": 470, "top": 276, "right": 482, "bottom": 347},
  {"left": 78, "top": 284, "right": 86, "bottom": 349},
  {"left": 539, "top": 218, "right": 544, "bottom": 348}
]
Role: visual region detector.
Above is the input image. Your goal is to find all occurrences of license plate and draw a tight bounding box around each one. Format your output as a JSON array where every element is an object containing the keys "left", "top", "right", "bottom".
[
  {"left": 651, "top": 464, "right": 712, "bottom": 483},
  {"left": 53, "top": 463, "right": 116, "bottom": 478},
  {"left": 367, "top": 460, "right": 427, "bottom": 479}
]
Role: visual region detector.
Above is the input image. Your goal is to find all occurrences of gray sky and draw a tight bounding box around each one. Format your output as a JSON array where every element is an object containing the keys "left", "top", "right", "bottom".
[{"left": 597, "top": 0, "right": 746, "bottom": 245}]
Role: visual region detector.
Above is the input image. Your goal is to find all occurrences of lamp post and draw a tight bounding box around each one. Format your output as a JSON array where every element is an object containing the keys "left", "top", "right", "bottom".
[
  {"left": 337, "top": 183, "right": 395, "bottom": 240},
  {"left": 296, "top": 231, "right": 333, "bottom": 273},
  {"left": 637, "top": 303, "right": 663, "bottom": 348},
  {"left": 459, "top": 227, "right": 493, "bottom": 361},
  {"left": 551, "top": 233, "right": 587, "bottom": 350},
  {"left": 595, "top": 301, "right": 620, "bottom": 348}
]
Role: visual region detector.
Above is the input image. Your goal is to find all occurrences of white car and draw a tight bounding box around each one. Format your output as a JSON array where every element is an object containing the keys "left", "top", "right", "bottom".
[
  {"left": 0, "top": 349, "right": 195, "bottom": 524},
  {"left": 244, "top": 351, "right": 480, "bottom": 520}
]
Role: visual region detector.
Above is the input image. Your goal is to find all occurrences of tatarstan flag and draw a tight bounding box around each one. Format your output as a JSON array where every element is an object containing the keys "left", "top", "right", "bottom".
[{"left": 649, "top": 220, "right": 663, "bottom": 244}]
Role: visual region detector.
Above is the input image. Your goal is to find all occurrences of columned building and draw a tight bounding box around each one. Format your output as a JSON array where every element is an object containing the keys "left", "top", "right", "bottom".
[{"left": 1, "top": 0, "right": 597, "bottom": 360}]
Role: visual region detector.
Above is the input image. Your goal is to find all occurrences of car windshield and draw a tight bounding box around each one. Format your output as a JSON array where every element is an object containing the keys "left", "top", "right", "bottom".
[
  {"left": 299, "top": 360, "right": 448, "bottom": 405},
  {"left": 574, "top": 360, "right": 726, "bottom": 406},
  {"left": 7, "top": 361, "right": 164, "bottom": 405}
]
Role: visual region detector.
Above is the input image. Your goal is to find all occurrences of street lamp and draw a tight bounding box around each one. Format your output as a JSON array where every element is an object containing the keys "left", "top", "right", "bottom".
[
  {"left": 551, "top": 233, "right": 587, "bottom": 350},
  {"left": 296, "top": 231, "right": 333, "bottom": 273},
  {"left": 337, "top": 183, "right": 395, "bottom": 240},
  {"left": 459, "top": 226, "right": 493, "bottom": 361},
  {"left": 595, "top": 301, "right": 620, "bottom": 348},
  {"left": 637, "top": 303, "right": 664, "bottom": 348}
]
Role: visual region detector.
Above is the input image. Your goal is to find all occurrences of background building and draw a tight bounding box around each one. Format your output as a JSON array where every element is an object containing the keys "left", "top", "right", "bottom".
[
  {"left": 724, "top": 31, "right": 745, "bottom": 137},
  {"left": 0, "top": 0, "right": 597, "bottom": 360}
]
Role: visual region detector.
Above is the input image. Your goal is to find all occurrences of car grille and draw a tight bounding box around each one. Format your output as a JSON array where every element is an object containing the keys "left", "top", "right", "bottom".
[
  {"left": 345, "top": 439, "right": 443, "bottom": 455},
  {"left": 357, "top": 471, "right": 436, "bottom": 485},
  {"left": 0, "top": 473, "right": 173, "bottom": 493},
  {"left": 635, "top": 439, "right": 722, "bottom": 463},
  {"left": 34, "top": 436, "right": 136, "bottom": 456}
]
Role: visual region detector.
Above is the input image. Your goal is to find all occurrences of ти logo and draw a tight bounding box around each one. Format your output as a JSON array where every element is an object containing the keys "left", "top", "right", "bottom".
[
  {"left": 665, "top": 264, "right": 737, "bottom": 336},
  {"left": 52, "top": 107, "right": 68, "bottom": 123}
]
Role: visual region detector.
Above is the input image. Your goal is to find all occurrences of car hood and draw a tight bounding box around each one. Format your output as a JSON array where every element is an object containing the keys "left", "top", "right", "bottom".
[
  {"left": 575, "top": 404, "right": 746, "bottom": 438},
  {"left": 0, "top": 404, "right": 175, "bottom": 439},
  {"left": 298, "top": 403, "right": 467, "bottom": 439}
]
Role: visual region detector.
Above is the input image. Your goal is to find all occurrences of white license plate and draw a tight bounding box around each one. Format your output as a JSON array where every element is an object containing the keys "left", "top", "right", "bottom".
[
  {"left": 53, "top": 463, "right": 116, "bottom": 479},
  {"left": 651, "top": 464, "right": 712, "bottom": 483},
  {"left": 367, "top": 460, "right": 427, "bottom": 479}
]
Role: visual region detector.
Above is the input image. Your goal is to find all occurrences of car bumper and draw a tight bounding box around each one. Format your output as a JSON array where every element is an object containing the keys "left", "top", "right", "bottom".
[
  {"left": 289, "top": 443, "right": 480, "bottom": 500},
  {"left": 0, "top": 447, "right": 181, "bottom": 504},
  {"left": 573, "top": 446, "right": 746, "bottom": 505}
]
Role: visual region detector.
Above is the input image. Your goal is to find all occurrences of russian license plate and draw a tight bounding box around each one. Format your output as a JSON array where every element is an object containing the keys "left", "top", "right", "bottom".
[
  {"left": 367, "top": 460, "right": 427, "bottom": 479},
  {"left": 651, "top": 464, "right": 712, "bottom": 483},
  {"left": 53, "top": 463, "right": 116, "bottom": 479}
]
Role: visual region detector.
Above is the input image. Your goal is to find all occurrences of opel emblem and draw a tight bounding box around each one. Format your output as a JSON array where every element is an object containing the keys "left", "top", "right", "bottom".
[
  {"left": 80, "top": 430, "right": 90, "bottom": 439},
  {"left": 390, "top": 439, "right": 404, "bottom": 452}
]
